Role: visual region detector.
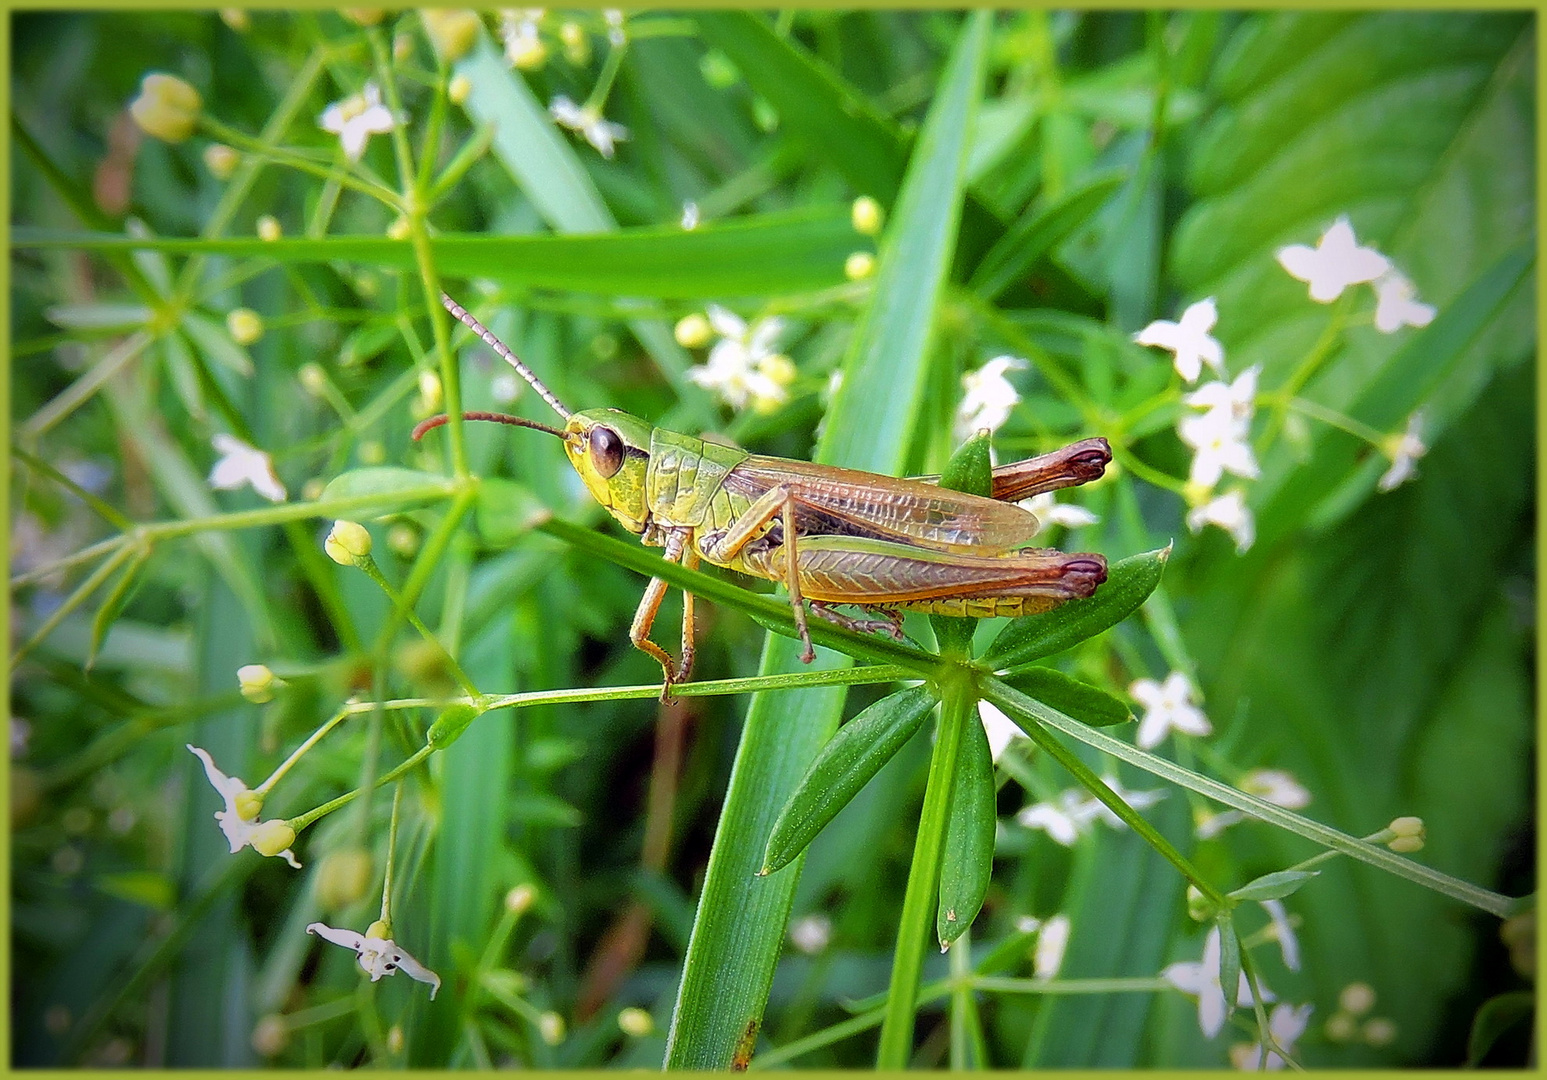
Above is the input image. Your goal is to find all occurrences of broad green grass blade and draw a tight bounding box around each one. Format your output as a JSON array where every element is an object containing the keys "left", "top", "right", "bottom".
[
  {"left": 664, "top": 12, "right": 991, "bottom": 1069},
  {"left": 14, "top": 210, "right": 855, "bottom": 299}
]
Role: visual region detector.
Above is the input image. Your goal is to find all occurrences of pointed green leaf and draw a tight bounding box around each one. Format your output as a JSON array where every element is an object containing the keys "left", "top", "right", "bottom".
[
  {"left": 181, "top": 310, "right": 253, "bottom": 378},
  {"left": 1004, "top": 666, "right": 1132, "bottom": 728},
  {"left": 1227, "top": 869, "right": 1320, "bottom": 903},
  {"left": 761, "top": 685, "right": 938, "bottom": 875},
  {"left": 986, "top": 546, "right": 1169, "bottom": 670},
  {"left": 932, "top": 431, "right": 994, "bottom": 654},
  {"left": 937, "top": 706, "right": 996, "bottom": 949},
  {"left": 1466, "top": 991, "right": 1534, "bottom": 1066},
  {"left": 474, "top": 477, "right": 554, "bottom": 546},
  {"left": 87, "top": 549, "right": 148, "bottom": 671},
  {"left": 970, "top": 170, "right": 1127, "bottom": 299},
  {"left": 1217, "top": 917, "right": 1242, "bottom": 1025}
]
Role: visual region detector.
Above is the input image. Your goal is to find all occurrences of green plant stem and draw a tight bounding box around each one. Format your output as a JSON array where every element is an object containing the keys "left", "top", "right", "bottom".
[
  {"left": 379, "top": 781, "right": 402, "bottom": 928},
  {"left": 981, "top": 677, "right": 1520, "bottom": 918},
  {"left": 198, "top": 117, "right": 399, "bottom": 208},
  {"left": 12, "top": 545, "right": 134, "bottom": 666},
  {"left": 875, "top": 665, "right": 972, "bottom": 1067},
  {"left": 288, "top": 743, "right": 435, "bottom": 833},
  {"left": 20, "top": 330, "right": 156, "bottom": 441},
  {"left": 356, "top": 557, "right": 480, "bottom": 699},
  {"left": 253, "top": 705, "right": 353, "bottom": 796}
]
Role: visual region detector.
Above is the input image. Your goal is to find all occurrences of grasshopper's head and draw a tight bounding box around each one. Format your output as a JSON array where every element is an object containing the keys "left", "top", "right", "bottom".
[
  {"left": 416, "top": 295, "right": 657, "bottom": 534},
  {"left": 561, "top": 408, "right": 654, "bottom": 533}
]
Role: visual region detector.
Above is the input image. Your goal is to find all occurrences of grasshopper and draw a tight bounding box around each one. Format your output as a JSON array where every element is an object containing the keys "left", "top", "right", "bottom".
[{"left": 418, "top": 295, "right": 1110, "bottom": 695}]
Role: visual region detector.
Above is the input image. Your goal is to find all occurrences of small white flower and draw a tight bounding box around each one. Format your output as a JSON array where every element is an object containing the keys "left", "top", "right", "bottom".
[
  {"left": 318, "top": 82, "right": 399, "bottom": 161},
  {"left": 603, "top": 8, "right": 625, "bottom": 45},
  {"left": 209, "top": 434, "right": 287, "bottom": 503},
  {"left": 1162, "top": 926, "right": 1274, "bottom": 1038},
  {"left": 307, "top": 921, "right": 441, "bottom": 998},
  {"left": 1017, "top": 779, "right": 1164, "bottom": 845},
  {"left": 187, "top": 745, "right": 300, "bottom": 867},
  {"left": 501, "top": 9, "right": 547, "bottom": 68},
  {"left": 1022, "top": 492, "right": 1100, "bottom": 532},
  {"left": 789, "top": 913, "right": 832, "bottom": 955},
  {"left": 1276, "top": 216, "right": 1391, "bottom": 303},
  {"left": 1134, "top": 298, "right": 1225, "bottom": 383},
  {"left": 1017, "top": 789, "right": 1098, "bottom": 846},
  {"left": 977, "top": 701, "right": 1026, "bottom": 764},
  {"left": 686, "top": 305, "right": 793, "bottom": 412},
  {"left": 490, "top": 371, "right": 521, "bottom": 405},
  {"left": 1130, "top": 671, "right": 1211, "bottom": 750},
  {"left": 1186, "top": 489, "right": 1255, "bottom": 553},
  {"left": 1239, "top": 768, "right": 1311, "bottom": 810},
  {"left": 680, "top": 200, "right": 700, "bottom": 230},
  {"left": 1195, "top": 809, "right": 1246, "bottom": 840},
  {"left": 1259, "top": 899, "right": 1300, "bottom": 972},
  {"left": 955, "top": 355, "right": 1026, "bottom": 440},
  {"left": 1229, "top": 1002, "right": 1313, "bottom": 1070},
  {"left": 1184, "top": 366, "right": 1259, "bottom": 428},
  {"left": 1014, "top": 914, "right": 1042, "bottom": 934},
  {"left": 1087, "top": 775, "right": 1167, "bottom": 828},
  {"left": 1377, "top": 411, "right": 1427, "bottom": 492},
  {"left": 1372, "top": 271, "right": 1435, "bottom": 334},
  {"left": 549, "top": 95, "right": 628, "bottom": 159},
  {"left": 1034, "top": 914, "right": 1071, "bottom": 979},
  {"left": 1178, "top": 408, "right": 1259, "bottom": 490}
]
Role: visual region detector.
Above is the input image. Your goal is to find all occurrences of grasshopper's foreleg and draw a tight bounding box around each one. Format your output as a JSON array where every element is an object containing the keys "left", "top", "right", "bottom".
[
  {"left": 700, "top": 486, "right": 815, "bottom": 664},
  {"left": 631, "top": 527, "right": 692, "bottom": 699}
]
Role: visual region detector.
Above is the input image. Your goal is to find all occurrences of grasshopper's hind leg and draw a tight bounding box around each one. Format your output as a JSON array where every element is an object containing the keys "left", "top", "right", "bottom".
[
  {"left": 630, "top": 528, "right": 693, "bottom": 699},
  {"left": 700, "top": 485, "right": 817, "bottom": 664},
  {"left": 809, "top": 602, "right": 905, "bottom": 641}
]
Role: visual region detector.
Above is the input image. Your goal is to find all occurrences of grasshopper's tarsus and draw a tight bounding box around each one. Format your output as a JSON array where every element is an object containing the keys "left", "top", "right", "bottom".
[{"left": 810, "top": 601, "right": 905, "bottom": 641}]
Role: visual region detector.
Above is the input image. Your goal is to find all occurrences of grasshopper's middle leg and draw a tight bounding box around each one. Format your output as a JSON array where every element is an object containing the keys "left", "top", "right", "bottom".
[
  {"left": 631, "top": 527, "right": 692, "bottom": 698},
  {"left": 699, "top": 486, "right": 816, "bottom": 663}
]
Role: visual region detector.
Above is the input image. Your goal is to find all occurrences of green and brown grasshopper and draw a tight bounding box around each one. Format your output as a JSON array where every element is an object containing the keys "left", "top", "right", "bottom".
[{"left": 417, "top": 295, "right": 1110, "bottom": 694}]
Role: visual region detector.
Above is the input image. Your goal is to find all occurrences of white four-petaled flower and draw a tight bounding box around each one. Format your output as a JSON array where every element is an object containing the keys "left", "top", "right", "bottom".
[
  {"left": 1162, "top": 926, "right": 1274, "bottom": 1038},
  {"left": 1187, "top": 489, "right": 1255, "bottom": 553},
  {"left": 685, "top": 305, "right": 795, "bottom": 412},
  {"left": 1017, "top": 778, "right": 1165, "bottom": 845},
  {"left": 1259, "top": 898, "right": 1301, "bottom": 973},
  {"left": 209, "top": 434, "right": 288, "bottom": 503},
  {"left": 955, "top": 355, "right": 1026, "bottom": 440},
  {"left": 1130, "top": 671, "right": 1211, "bottom": 749},
  {"left": 1377, "top": 412, "right": 1427, "bottom": 492},
  {"left": 1240, "top": 768, "right": 1311, "bottom": 809},
  {"left": 307, "top": 921, "right": 441, "bottom": 997},
  {"left": 1372, "top": 271, "right": 1436, "bottom": 334},
  {"left": 1022, "top": 492, "right": 1100, "bottom": 533},
  {"left": 1276, "top": 216, "right": 1390, "bottom": 303},
  {"left": 187, "top": 745, "right": 300, "bottom": 867},
  {"left": 1134, "top": 298, "right": 1225, "bottom": 383},
  {"left": 549, "top": 95, "right": 629, "bottom": 159},
  {"left": 318, "top": 82, "right": 398, "bottom": 161},
  {"left": 1184, "top": 366, "right": 1259, "bottom": 428},
  {"left": 1229, "top": 1002, "right": 1313, "bottom": 1070},
  {"left": 1178, "top": 406, "right": 1260, "bottom": 490}
]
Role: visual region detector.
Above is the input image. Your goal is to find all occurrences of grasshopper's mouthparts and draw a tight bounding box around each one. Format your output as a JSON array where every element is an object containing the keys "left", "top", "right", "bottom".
[{"left": 412, "top": 411, "right": 568, "bottom": 441}]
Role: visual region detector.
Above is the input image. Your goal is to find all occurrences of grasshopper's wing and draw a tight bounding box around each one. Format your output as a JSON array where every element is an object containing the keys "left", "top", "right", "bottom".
[
  {"left": 910, "top": 437, "right": 1113, "bottom": 502},
  {"left": 792, "top": 535, "right": 1107, "bottom": 607},
  {"left": 726, "top": 456, "right": 1042, "bottom": 552}
]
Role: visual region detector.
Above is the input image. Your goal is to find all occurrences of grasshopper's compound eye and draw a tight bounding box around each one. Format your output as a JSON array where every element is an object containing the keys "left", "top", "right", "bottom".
[{"left": 589, "top": 425, "right": 625, "bottom": 478}]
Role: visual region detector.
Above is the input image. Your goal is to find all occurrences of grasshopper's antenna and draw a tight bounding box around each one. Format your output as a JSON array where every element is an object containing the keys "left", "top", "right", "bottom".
[
  {"left": 440, "top": 293, "right": 571, "bottom": 419},
  {"left": 412, "top": 411, "right": 569, "bottom": 442}
]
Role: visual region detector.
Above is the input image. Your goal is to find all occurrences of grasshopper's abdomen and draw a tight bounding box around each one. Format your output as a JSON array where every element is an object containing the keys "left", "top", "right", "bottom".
[{"left": 645, "top": 428, "right": 752, "bottom": 529}]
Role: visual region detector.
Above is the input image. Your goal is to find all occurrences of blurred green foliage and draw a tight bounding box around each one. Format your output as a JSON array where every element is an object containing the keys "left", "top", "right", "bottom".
[{"left": 9, "top": 8, "right": 1533, "bottom": 1070}]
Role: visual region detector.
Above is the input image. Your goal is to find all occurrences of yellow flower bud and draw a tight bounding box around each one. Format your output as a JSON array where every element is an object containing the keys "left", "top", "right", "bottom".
[
  {"left": 674, "top": 313, "right": 712, "bottom": 349},
  {"left": 129, "top": 73, "right": 202, "bottom": 143},
  {"left": 617, "top": 1007, "right": 654, "bottom": 1037},
  {"left": 1362, "top": 1017, "right": 1397, "bottom": 1047},
  {"left": 511, "top": 38, "right": 548, "bottom": 71},
  {"left": 365, "top": 918, "right": 391, "bottom": 940},
  {"left": 342, "top": 9, "right": 385, "bottom": 26},
  {"left": 1387, "top": 816, "right": 1425, "bottom": 852},
  {"left": 851, "top": 195, "right": 883, "bottom": 236},
  {"left": 448, "top": 74, "right": 472, "bottom": 106},
  {"left": 257, "top": 215, "right": 282, "bottom": 242},
  {"left": 559, "top": 21, "right": 590, "bottom": 63},
  {"left": 227, "top": 308, "right": 264, "bottom": 346},
  {"left": 1338, "top": 981, "right": 1376, "bottom": 1015},
  {"left": 505, "top": 883, "right": 536, "bottom": 914},
  {"left": 298, "top": 363, "right": 328, "bottom": 397},
  {"left": 251, "top": 1014, "right": 287, "bottom": 1057},
  {"left": 538, "top": 1011, "right": 566, "bottom": 1045},
  {"left": 418, "top": 370, "right": 443, "bottom": 410},
  {"left": 1324, "top": 1012, "right": 1358, "bottom": 1042},
  {"left": 251, "top": 819, "right": 297, "bottom": 858},
  {"left": 316, "top": 847, "right": 375, "bottom": 910},
  {"left": 421, "top": 10, "right": 481, "bottom": 61},
  {"left": 203, "top": 143, "right": 239, "bottom": 180},
  {"left": 325, "top": 520, "right": 373, "bottom": 565},
  {"left": 237, "top": 663, "right": 280, "bottom": 703},
  {"left": 844, "top": 251, "right": 876, "bottom": 281},
  {"left": 235, "top": 790, "right": 264, "bottom": 822},
  {"left": 1182, "top": 479, "right": 1214, "bottom": 507},
  {"left": 1388, "top": 835, "right": 1423, "bottom": 853},
  {"left": 220, "top": 9, "right": 251, "bottom": 32},
  {"left": 302, "top": 478, "right": 328, "bottom": 502},
  {"left": 386, "top": 215, "right": 411, "bottom": 241},
  {"left": 388, "top": 523, "right": 421, "bottom": 558},
  {"left": 759, "top": 354, "right": 796, "bottom": 387}
]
